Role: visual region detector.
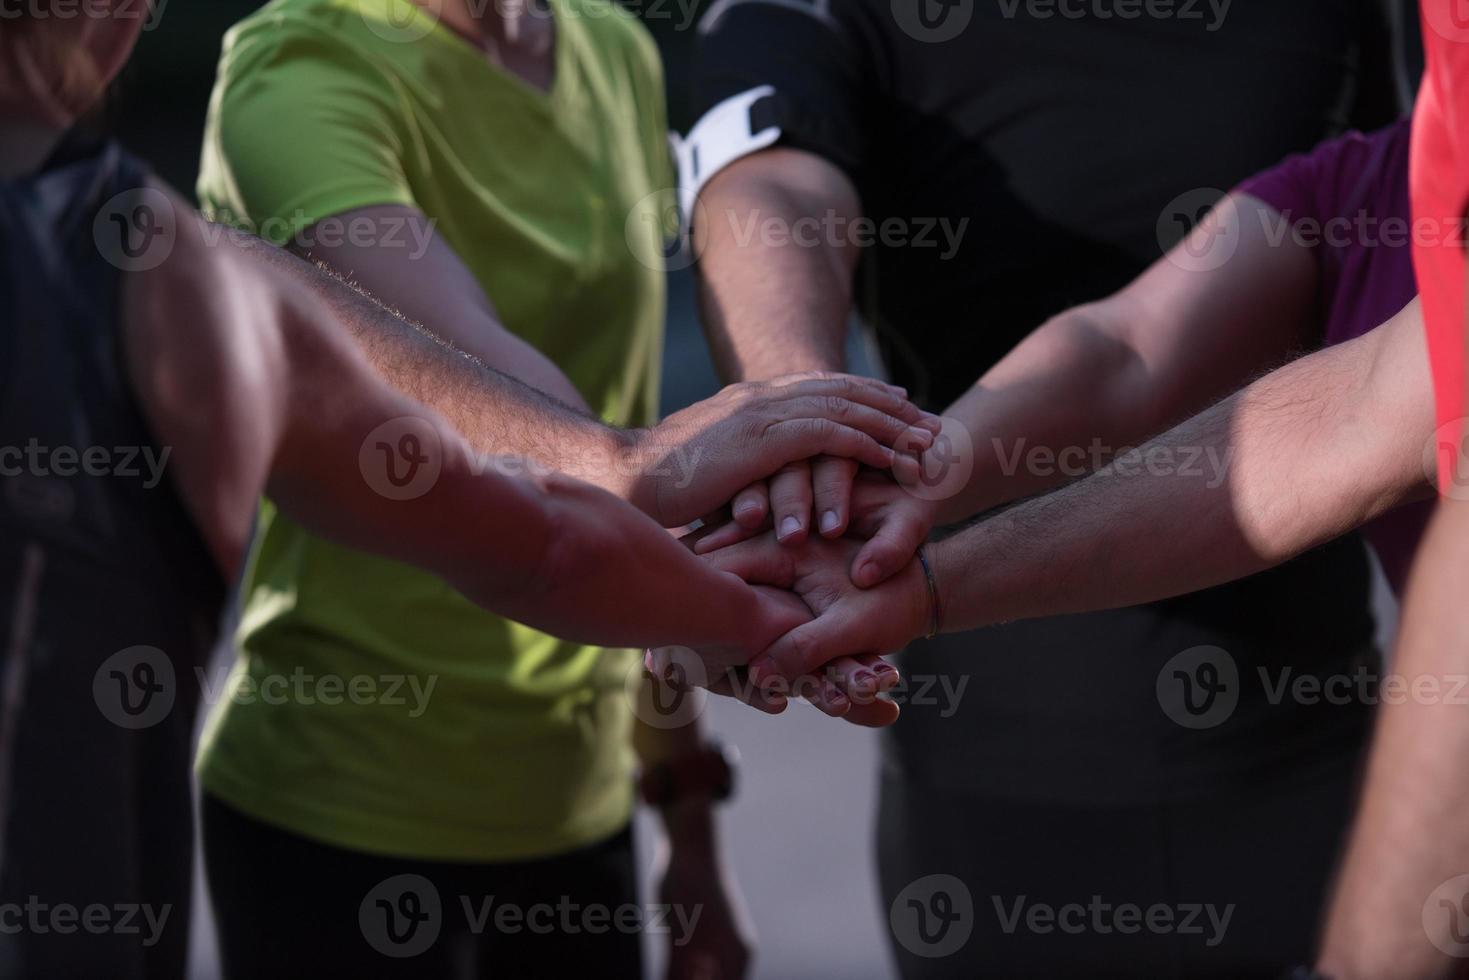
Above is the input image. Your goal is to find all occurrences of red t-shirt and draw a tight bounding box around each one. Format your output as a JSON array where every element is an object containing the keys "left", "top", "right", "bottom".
[{"left": 1415, "top": 3, "right": 1469, "bottom": 489}]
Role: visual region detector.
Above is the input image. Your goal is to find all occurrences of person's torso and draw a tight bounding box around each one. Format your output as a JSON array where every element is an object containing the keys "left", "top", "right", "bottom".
[
  {"left": 0, "top": 137, "right": 225, "bottom": 974},
  {"left": 195, "top": 0, "right": 670, "bottom": 860},
  {"left": 823, "top": 0, "right": 1392, "bottom": 800}
]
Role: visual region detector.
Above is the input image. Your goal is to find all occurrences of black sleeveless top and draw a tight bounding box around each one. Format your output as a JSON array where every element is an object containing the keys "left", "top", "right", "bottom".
[{"left": 0, "top": 135, "right": 225, "bottom": 977}]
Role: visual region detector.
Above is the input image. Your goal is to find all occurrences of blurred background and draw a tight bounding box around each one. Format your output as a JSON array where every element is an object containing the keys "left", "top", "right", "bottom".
[{"left": 107, "top": 3, "right": 892, "bottom": 977}]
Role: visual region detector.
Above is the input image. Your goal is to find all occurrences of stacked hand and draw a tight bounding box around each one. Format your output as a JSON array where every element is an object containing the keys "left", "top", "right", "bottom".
[
  {"left": 614, "top": 373, "right": 944, "bottom": 728},
  {"left": 671, "top": 446, "right": 943, "bottom": 728}
]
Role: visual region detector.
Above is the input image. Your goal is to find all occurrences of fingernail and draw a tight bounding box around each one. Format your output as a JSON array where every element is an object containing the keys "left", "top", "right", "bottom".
[
  {"left": 826, "top": 688, "right": 849, "bottom": 709},
  {"left": 874, "top": 662, "right": 898, "bottom": 679},
  {"left": 779, "top": 515, "right": 802, "bottom": 540},
  {"left": 734, "top": 501, "right": 760, "bottom": 522},
  {"left": 819, "top": 510, "right": 841, "bottom": 534},
  {"left": 853, "top": 670, "right": 878, "bottom": 695},
  {"left": 855, "top": 560, "right": 879, "bottom": 587},
  {"left": 921, "top": 413, "right": 944, "bottom": 433},
  {"left": 907, "top": 427, "right": 935, "bottom": 450}
]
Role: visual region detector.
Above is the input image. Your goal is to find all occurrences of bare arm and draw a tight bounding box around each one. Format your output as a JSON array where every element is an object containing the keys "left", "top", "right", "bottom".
[
  {"left": 225, "top": 222, "right": 929, "bottom": 528},
  {"left": 931, "top": 191, "right": 1321, "bottom": 524},
  {"left": 931, "top": 299, "right": 1433, "bottom": 630},
  {"left": 695, "top": 147, "right": 860, "bottom": 380},
  {"left": 1317, "top": 501, "right": 1469, "bottom": 980},
  {"left": 120, "top": 189, "right": 813, "bottom": 663},
  {"left": 292, "top": 205, "right": 590, "bottom": 408},
  {"left": 694, "top": 146, "right": 877, "bottom": 539},
  {"left": 706, "top": 302, "right": 1436, "bottom": 678}
]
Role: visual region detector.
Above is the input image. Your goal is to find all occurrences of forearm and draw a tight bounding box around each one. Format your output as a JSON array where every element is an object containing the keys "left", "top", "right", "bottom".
[
  {"left": 932, "top": 303, "right": 1158, "bottom": 523},
  {"left": 1318, "top": 500, "right": 1469, "bottom": 980},
  {"left": 694, "top": 153, "right": 857, "bottom": 381},
  {"left": 930, "top": 318, "right": 1430, "bottom": 631},
  {"left": 245, "top": 241, "right": 647, "bottom": 503},
  {"left": 932, "top": 192, "right": 1318, "bottom": 525},
  {"left": 633, "top": 715, "right": 719, "bottom": 845}
]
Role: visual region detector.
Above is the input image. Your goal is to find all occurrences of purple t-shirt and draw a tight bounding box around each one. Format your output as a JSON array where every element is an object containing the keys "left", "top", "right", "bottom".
[{"left": 1236, "top": 118, "right": 1428, "bottom": 593}]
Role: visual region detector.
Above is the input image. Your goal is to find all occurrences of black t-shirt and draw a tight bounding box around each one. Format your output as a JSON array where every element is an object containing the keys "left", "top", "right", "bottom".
[{"left": 691, "top": 0, "right": 1398, "bottom": 802}]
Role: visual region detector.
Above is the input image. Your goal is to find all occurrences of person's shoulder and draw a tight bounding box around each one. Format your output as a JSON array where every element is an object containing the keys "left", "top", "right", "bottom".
[
  {"left": 218, "top": 0, "right": 402, "bottom": 84},
  {"left": 562, "top": 0, "right": 663, "bottom": 83}
]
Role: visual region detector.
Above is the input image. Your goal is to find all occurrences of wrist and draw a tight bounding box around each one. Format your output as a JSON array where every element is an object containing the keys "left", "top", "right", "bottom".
[
  {"left": 619, "top": 425, "right": 664, "bottom": 522},
  {"left": 639, "top": 741, "right": 737, "bottom": 848},
  {"left": 921, "top": 537, "right": 962, "bottom": 637}
]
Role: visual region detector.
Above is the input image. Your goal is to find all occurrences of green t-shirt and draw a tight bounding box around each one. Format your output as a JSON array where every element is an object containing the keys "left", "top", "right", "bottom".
[{"left": 195, "top": 0, "right": 670, "bottom": 860}]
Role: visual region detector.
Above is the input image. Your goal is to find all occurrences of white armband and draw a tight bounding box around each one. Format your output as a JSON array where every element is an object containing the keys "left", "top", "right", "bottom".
[{"left": 674, "top": 85, "right": 783, "bottom": 227}]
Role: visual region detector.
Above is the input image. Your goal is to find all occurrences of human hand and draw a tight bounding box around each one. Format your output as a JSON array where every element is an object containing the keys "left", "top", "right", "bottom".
[
  {"left": 701, "top": 532, "right": 934, "bottom": 688},
  {"left": 645, "top": 588, "right": 903, "bottom": 728},
  {"left": 694, "top": 465, "right": 939, "bottom": 588},
  {"left": 631, "top": 373, "right": 941, "bottom": 529},
  {"left": 655, "top": 801, "right": 754, "bottom": 980}
]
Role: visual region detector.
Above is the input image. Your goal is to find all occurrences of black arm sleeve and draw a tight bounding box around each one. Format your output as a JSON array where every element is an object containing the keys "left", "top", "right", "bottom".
[{"left": 692, "top": 0, "right": 876, "bottom": 188}]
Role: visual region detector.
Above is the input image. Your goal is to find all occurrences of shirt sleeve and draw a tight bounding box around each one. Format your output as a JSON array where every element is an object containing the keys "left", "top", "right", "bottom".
[
  {"left": 198, "top": 23, "right": 416, "bottom": 243},
  {"left": 1234, "top": 142, "right": 1326, "bottom": 232},
  {"left": 691, "top": 0, "right": 875, "bottom": 189}
]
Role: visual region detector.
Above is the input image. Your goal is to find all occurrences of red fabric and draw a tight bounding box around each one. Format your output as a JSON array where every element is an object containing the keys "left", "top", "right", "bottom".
[{"left": 1414, "top": 3, "right": 1469, "bottom": 489}]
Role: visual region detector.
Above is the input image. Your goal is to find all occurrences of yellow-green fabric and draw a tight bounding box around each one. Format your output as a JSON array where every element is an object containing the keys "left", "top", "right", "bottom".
[{"left": 195, "top": 0, "right": 669, "bottom": 860}]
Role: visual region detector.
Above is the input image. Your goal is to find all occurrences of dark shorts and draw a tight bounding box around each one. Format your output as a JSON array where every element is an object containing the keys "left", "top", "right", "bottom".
[{"left": 201, "top": 795, "right": 642, "bottom": 980}]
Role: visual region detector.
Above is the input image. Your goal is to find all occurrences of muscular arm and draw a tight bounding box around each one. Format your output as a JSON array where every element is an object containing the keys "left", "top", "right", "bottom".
[
  {"left": 1317, "top": 501, "right": 1469, "bottom": 980},
  {"left": 930, "top": 299, "right": 1433, "bottom": 630},
  {"left": 224, "top": 221, "right": 927, "bottom": 528},
  {"left": 695, "top": 147, "right": 861, "bottom": 381},
  {"left": 288, "top": 205, "right": 591, "bottom": 409},
  {"left": 120, "top": 189, "right": 811, "bottom": 664},
  {"left": 694, "top": 147, "right": 875, "bottom": 537},
  {"left": 930, "top": 191, "right": 1321, "bottom": 525},
  {"left": 708, "top": 302, "right": 1437, "bottom": 678}
]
